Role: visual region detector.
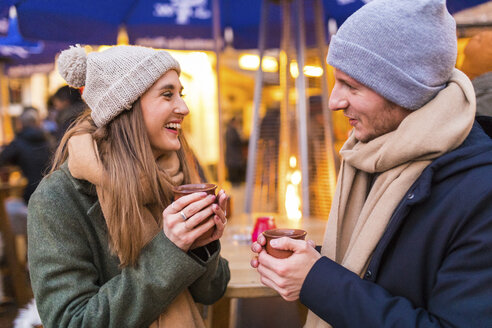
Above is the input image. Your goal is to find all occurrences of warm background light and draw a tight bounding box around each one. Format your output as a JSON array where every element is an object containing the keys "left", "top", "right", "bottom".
[
  {"left": 289, "top": 61, "right": 323, "bottom": 78},
  {"left": 290, "top": 62, "right": 299, "bottom": 78},
  {"left": 303, "top": 65, "right": 323, "bottom": 77},
  {"left": 286, "top": 155, "right": 302, "bottom": 221},
  {"left": 238, "top": 54, "right": 278, "bottom": 72},
  {"left": 289, "top": 155, "right": 297, "bottom": 167}
]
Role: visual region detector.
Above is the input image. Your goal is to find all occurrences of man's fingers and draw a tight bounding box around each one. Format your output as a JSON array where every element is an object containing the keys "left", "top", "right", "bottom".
[
  {"left": 257, "top": 261, "right": 282, "bottom": 284},
  {"left": 257, "top": 232, "right": 266, "bottom": 246},
  {"left": 251, "top": 241, "right": 263, "bottom": 253},
  {"left": 269, "top": 237, "right": 306, "bottom": 252},
  {"left": 307, "top": 239, "right": 316, "bottom": 248},
  {"left": 250, "top": 256, "right": 259, "bottom": 268}
]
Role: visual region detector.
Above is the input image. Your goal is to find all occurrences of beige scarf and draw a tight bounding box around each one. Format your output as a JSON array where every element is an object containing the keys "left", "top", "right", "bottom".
[
  {"left": 67, "top": 134, "right": 205, "bottom": 328},
  {"left": 305, "top": 70, "right": 476, "bottom": 328}
]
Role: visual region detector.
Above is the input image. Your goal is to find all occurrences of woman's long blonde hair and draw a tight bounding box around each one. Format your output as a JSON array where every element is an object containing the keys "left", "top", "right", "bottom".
[{"left": 51, "top": 102, "right": 201, "bottom": 266}]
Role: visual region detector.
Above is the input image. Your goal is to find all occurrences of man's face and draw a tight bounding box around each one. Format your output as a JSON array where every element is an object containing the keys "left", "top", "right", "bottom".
[{"left": 329, "top": 69, "right": 412, "bottom": 143}]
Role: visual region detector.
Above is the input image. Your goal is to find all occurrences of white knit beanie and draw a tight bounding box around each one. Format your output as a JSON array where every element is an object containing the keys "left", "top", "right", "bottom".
[
  {"left": 328, "top": 0, "right": 457, "bottom": 110},
  {"left": 57, "top": 45, "right": 181, "bottom": 127}
]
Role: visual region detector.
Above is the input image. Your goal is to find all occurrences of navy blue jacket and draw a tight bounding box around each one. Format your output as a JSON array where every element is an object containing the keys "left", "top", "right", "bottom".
[{"left": 300, "top": 122, "right": 492, "bottom": 327}]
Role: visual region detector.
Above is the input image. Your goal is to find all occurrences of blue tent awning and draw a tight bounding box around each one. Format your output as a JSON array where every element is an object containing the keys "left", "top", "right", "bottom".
[{"left": 3, "top": 0, "right": 491, "bottom": 51}]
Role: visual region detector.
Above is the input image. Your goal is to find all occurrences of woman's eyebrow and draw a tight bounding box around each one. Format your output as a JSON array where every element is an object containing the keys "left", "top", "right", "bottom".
[
  {"left": 157, "top": 84, "right": 175, "bottom": 91},
  {"left": 156, "top": 84, "right": 184, "bottom": 92}
]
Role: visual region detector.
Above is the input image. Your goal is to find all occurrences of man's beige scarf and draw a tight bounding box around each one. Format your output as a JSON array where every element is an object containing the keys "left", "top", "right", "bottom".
[
  {"left": 305, "top": 70, "right": 476, "bottom": 328},
  {"left": 67, "top": 134, "right": 205, "bottom": 328}
]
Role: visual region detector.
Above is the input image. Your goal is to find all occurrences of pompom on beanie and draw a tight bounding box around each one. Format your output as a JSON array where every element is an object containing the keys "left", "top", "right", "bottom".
[
  {"left": 327, "top": 0, "right": 457, "bottom": 110},
  {"left": 461, "top": 31, "right": 492, "bottom": 81},
  {"left": 57, "top": 45, "right": 181, "bottom": 127}
]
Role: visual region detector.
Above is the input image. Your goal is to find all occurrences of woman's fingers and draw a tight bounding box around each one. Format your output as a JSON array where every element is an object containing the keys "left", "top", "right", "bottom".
[
  {"left": 212, "top": 203, "right": 227, "bottom": 223},
  {"left": 184, "top": 204, "right": 215, "bottom": 230},
  {"left": 163, "top": 191, "right": 208, "bottom": 215},
  {"left": 163, "top": 188, "right": 229, "bottom": 251}
]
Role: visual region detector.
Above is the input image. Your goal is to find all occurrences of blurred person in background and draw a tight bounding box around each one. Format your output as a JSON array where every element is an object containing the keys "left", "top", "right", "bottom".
[
  {"left": 225, "top": 116, "right": 246, "bottom": 185},
  {"left": 28, "top": 45, "right": 230, "bottom": 327},
  {"left": 0, "top": 106, "right": 53, "bottom": 308},
  {"left": 461, "top": 30, "right": 492, "bottom": 137},
  {"left": 42, "top": 95, "right": 59, "bottom": 138},
  {"left": 0, "top": 107, "right": 52, "bottom": 204},
  {"left": 251, "top": 0, "right": 492, "bottom": 327},
  {"left": 51, "top": 85, "right": 86, "bottom": 141}
]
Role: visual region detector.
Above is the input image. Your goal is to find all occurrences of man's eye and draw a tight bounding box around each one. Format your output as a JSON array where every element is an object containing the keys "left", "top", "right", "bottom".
[
  {"left": 344, "top": 81, "right": 355, "bottom": 90},
  {"left": 162, "top": 91, "right": 173, "bottom": 98}
]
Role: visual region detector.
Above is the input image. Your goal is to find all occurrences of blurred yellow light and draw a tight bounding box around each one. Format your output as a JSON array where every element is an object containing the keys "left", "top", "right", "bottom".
[
  {"left": 290, "top": 62, "right": 323, "bottom": 78},
  {"left": 117, "top": 26, "right": 129, "bottom": 45},
  {"left": 304, "top": 65, "right": 323, "bottom": 77},
  {"left": 98, "top": 45, "right": 113, "bottom": 52},
  {"left": 291, "top": 170, "right": 302, "bottom": 185},
  {"left": 285, "top": 184, "right": 302, "bottom": 221},
  {"left": 290, "top": 62, "right": 299, "bottom": 78},
  {"left": 238, "top": 54, "right": 278, "bottom": 72},
  {"left": 238, "top": 54, "right": 259, "bottom": 70},
  {"left": 262, "top": 57, "right": 278, "bottom": 72},
  {"left": 289, "top": 155, "right": 297, "bottom": 168}
]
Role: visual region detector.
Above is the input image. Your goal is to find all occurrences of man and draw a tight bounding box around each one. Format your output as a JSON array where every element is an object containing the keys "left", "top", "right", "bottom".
[
  {"left": 251, "top": 0, "right": 492, "bottom": 327},
  {"left": 461, "top": 30, "right": 492, "bottom": 137}
]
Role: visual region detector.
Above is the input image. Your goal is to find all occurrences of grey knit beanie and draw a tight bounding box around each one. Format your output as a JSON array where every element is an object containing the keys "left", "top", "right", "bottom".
[
  {"left": 57, "top": 45, "right": 181, "bottom": 127},
  {"left": 327, "top": 0, "right": 457, "bottom": 110}
]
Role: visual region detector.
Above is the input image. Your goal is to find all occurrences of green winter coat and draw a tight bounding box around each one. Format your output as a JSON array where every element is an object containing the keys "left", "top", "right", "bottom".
[{"left": 27, "top": 163, "right": 230, "bottom": 327}]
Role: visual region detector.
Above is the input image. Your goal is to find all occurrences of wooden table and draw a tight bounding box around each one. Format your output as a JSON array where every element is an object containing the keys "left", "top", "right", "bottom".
[{"left": 208, "top": 214, "right": 327, "bottom": 328}]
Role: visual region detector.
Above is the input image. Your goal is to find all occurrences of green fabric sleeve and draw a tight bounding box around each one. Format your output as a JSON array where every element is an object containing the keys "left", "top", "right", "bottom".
[
  {"left": 27, "top": 169, "right": 229, "bottom": 327},
  {"left": 188, "top": 241, "right": 230, "bottom": 305}
]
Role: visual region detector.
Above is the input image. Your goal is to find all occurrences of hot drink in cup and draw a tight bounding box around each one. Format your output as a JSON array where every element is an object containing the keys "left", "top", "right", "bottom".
[
  {"left": 172, "top": 183, "right": 218, "bottom": 240},
  {"left": 263, "top": 228, "right": 307, "bottom": 259}
]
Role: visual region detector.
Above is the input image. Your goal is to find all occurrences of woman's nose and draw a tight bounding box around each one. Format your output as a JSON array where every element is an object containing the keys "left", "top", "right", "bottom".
[
  {"left": 328, "top": 84, "right": 348, "bottom": 111},
  {"left": 174, "top": 98, "right": 190, "bottom": 116}
]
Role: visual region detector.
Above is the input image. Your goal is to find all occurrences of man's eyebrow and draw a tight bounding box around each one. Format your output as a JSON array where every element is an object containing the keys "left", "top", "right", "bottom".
[{"left": 339, "top": 76, "right": 359, "bottom": 87}]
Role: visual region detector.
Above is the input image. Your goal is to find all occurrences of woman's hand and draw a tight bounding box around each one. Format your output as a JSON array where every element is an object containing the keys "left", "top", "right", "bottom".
[
  {"left": 162, "top": 189, "right": 228, "bottom": 252},
  {"left": 191, "top": 189, "right": 228, "bottom": 249}
]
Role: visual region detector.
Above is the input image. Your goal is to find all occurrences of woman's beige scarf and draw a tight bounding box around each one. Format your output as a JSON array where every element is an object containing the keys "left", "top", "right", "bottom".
[
  {"left": 305, "top": 70, "right": 476, "bottom": 328},
  {"left": 67, "top": 134, "right": 205, "bottom": 328}
]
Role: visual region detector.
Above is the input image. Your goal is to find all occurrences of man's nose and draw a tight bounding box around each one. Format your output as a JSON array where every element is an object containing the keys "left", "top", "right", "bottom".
[{"left": 328, "top": 85, "right": 348, "bottom": 111}]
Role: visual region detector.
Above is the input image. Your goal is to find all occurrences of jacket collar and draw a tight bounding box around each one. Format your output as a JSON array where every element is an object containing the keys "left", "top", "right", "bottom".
[{"left": 60, "top": 161, "right": 97, "bottom": 197}]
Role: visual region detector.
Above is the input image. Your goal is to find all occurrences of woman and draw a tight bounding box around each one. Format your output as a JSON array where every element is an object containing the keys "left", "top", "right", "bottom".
[{"left": 27, "top": 45, "right": 230, "bottom": 327}]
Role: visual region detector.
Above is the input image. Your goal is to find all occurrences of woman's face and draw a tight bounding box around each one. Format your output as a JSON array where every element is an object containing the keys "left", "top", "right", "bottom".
[{"left": 140, "top": 70, "right": 189, "bottom": 158}]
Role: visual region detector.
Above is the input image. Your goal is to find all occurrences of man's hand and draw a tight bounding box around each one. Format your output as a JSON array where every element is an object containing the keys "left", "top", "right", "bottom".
[{"left": 251, "top": 233, "right": 320, "bottom": 301}]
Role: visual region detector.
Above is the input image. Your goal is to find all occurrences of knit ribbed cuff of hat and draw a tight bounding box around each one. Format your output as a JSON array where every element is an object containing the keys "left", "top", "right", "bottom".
[
  {"left": 328, "top": 35, "right": 446, "bottom": 110},
  {"left": 89, "top": 52, "right": 180, "bottom": 127}
]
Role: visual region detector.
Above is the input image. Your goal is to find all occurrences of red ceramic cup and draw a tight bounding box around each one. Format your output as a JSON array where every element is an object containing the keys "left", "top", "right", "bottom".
[
  {"left": 172, "top": 183, "right": 218, "bottom": 240},
  {"left": 252, "top": 216, "right": 276, "bottom": 242},
  {"left": 263, "top": 228, "right": 307, "bottom": 259}
]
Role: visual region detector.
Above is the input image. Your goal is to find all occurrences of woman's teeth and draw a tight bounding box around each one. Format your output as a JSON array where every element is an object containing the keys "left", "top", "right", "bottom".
[{"left": 165, "top": 122, "right": 181, "bottom": 130}]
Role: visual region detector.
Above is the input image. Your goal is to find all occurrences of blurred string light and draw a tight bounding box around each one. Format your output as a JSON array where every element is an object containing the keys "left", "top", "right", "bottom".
[
  {"left": 286, "top": 155, "right": 302, "bottom": 221},
  {"left": 239, "top": 54, "right": 323, "bottom": 77},
  {"left": 238, "top": 54, "right": 278, "bottom": 72},
  {"left": 290, "top": 61, "right": 323, "bottom": 78}
]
